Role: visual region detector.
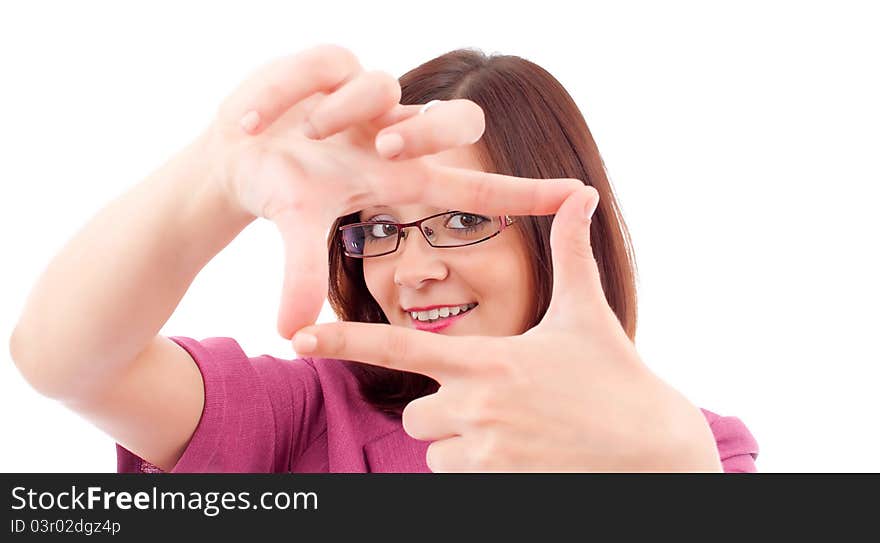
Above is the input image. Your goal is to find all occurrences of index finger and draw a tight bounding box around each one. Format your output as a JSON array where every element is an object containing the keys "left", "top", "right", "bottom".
[
  {"left": 368, "top": 162, "right": 587, "bottom": 217},
  {"left": 293, "top": 322, "right": 479, "bottom": 381}
]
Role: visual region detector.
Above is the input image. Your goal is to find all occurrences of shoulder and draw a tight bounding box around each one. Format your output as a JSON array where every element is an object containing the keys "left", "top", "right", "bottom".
[
  {"left": 118, "top": 336, "right": 359, "bottom": 473},
  {"left": 171, "top": 336, "right": 364, "bottom": 407},
  {"left": 170, "top": 335, "right": 323, "bottom": 385}
]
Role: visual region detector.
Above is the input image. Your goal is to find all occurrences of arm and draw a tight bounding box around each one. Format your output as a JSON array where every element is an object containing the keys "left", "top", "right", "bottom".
[
  {"left": 10, "top": 130, "right": 254, "bottom": 397},
  {"left": 9, "top": 130, "right": 255, "bottom": 470}
]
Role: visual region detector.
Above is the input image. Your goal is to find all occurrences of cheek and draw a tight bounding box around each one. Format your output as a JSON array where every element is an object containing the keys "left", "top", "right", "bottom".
[
  {"left": 497, "top": 263, "right": 531, "bottom": 308},
  {"left": 491, "top": 241, "right": 534, "bottom": 331},
  {"left": 362, "top": 263, "right": 391, "bottom": 308},
  {"left": 484, "top": 242, "right": 531, "bottom": 293},
  {"left": 468, "top": 248, "right": 533, "bottom": 330}
]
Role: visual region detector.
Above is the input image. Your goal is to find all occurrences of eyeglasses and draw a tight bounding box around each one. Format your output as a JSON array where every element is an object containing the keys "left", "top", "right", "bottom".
[{"left": 339, "top": 210, "right": 517, "bottom": 258}]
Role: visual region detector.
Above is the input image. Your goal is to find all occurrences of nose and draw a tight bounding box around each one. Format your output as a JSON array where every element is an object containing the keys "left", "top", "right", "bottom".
[{"left": 392, "top": 229, "right": 448, "bottom": 288}]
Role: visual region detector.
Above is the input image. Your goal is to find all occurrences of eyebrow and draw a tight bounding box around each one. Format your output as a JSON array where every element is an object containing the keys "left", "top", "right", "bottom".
[{"left": 360, "top": 206, "right": 453, "bottom": 216}]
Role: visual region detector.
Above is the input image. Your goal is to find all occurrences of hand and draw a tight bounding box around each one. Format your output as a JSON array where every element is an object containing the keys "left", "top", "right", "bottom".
[
  {"left": 197, "top": 44, "right": 585, "bottom": 338},
  {"left": 292, "top": 187, "right": 723, "bottom": 472}
]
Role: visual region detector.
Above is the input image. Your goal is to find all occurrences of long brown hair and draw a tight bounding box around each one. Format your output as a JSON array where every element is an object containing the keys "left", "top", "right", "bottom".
[{"left": 326, "top": 48, "right": 639, "bottom": 417}]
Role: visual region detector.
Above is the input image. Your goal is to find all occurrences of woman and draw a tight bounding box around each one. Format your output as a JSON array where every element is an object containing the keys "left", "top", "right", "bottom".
[{"left": 9, "top": 44, "right": 758, "bottom": 472}]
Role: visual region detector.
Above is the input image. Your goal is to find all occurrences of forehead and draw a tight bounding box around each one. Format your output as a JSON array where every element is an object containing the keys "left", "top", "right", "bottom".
[
  {"left": 427, "top": 142, "right": 484, "bottom": 170},
  {"left": 359, "top": 205, "right": 449, "bottom": 220}
]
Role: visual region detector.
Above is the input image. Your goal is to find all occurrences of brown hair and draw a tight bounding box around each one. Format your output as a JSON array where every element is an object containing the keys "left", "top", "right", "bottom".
[{"left": 326, "top": 48, "right": 639, "bottom": 417}]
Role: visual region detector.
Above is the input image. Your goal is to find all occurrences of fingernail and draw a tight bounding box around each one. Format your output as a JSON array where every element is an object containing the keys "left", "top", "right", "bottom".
[
  {"left": 419, "top": 100, "right": 442, "bottom": 115},
  {"left": 584, "top": 195, "right": 599, "bottom": 220},
  {"left": 240, "top": 110, "right": 261, "bottom": 134},
  {"left": 375, "top": 133, "right": 404, "bottom": 159},
  {"left": 302, "top": 119, "right": 320, "bottom": 140},
  {"left": 293, "top": 333, "right": 317, "bottom": 353}
]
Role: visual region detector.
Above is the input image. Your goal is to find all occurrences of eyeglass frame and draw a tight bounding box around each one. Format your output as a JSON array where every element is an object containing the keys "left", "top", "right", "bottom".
[{"left": 338, "top": 210, "right": 518, "bottom": 259}]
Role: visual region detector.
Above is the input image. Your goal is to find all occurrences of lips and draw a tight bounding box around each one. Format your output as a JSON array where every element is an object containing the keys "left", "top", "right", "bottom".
[
  {"left": 410, "top": 304, "right": 476, "bottom": 333},
  {"left": 407, "top": 302, "right": 477, "bottom": 323},
  {"left": 402, "top": 302, "right": 477, "bottom": 313}
]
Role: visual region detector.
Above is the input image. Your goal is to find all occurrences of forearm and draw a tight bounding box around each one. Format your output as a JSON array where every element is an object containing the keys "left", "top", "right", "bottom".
[{"left": 10, "top": 131, "right": 255, "bottom": 399}]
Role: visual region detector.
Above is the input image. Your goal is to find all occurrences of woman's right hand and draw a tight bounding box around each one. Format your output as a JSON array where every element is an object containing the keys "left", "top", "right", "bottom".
[{"left": 195, "top": 44, "right": 584, "bottom": 339}]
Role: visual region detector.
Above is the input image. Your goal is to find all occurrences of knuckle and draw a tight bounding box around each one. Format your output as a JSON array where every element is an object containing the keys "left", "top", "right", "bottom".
[
  {"left": 478, "top": 341, "right": 522, "bottom": 382},
  {"left": 263, "top": 81, "right": 287, "bottom": 100},
  {"left": 504, "top": 344, "right": 534, "bottom": 386},
  {"left": 326, "top": 325, "right": 347, "bottom": 358},
  {"left": 364, "top": 70, "right": 402, "bottom": 105},
  {"left": 471, "top": 175, "right": 496, "bottom": 211},
  {"left": 303, "top": 44, "right": 360, "bottom": 88},
  {"left": 308, "top": 43, "right": 358, "bottom": 67},
  {"left": 384, "top": 327, "right": 410, "bottom": 368},
  {"left": 427, "top": 120, "right": 446, "bottom": 147},
  {"left": 466, "top": 390, "right": 500, "bottom": 427},
  {"left": 569, "top": 225, "right": 595, "bottom": 262},
  {"left": 471, "top": 435, "right": 501, "bottom": 471}
]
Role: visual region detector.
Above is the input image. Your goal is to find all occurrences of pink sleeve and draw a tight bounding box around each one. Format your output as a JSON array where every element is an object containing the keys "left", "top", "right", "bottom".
[
  {"left": 116, "top": 336, "right": 325, "bottom": 473},
  {"left": 701, "top": 408, "right": 760, "bottom": 473}
]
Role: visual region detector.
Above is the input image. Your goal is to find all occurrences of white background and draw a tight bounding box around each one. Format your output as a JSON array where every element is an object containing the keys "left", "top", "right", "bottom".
[{"left": 1, "top": 1, "right": 877, "bottom": 472}]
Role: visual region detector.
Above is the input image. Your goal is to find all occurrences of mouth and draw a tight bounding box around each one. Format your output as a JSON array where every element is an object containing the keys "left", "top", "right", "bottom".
[{"left": 407, "top": 302, "right": 478, "bottom": 332}]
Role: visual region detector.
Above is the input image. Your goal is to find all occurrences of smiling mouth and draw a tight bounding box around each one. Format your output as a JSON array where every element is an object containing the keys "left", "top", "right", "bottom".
[{"left": 408, "top": 303, "right": 478, "bottom": 324}]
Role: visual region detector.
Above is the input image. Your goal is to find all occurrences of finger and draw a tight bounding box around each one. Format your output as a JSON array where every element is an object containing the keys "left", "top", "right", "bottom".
[
  {"left": 402, "top": 388, "right": 459, "bottom": 441},
  {"left": 291, "top": 321, "right": 479, "bottom": 381},
  {"left": 368, "top": 100, "right": 446, "bottom": 130},
  {"left": 425, "top": 435, "right": 471, "bottom": 472},
  {"left": 303, "top": 70, "right": 401, "bottom": 139},
  {"left": 381, "top": 164, "right": 587, "bottom": 217},
  {"left": 374, "top": 99, "right": 485, "bottom": 160},
  {"left": 218, "top": 44, "right": 362, "bottom": 135},
  {"left": 272, "top": 205, "right": 330, "bottom": 339},
  {"left": 544, "top": 185, "right": 605, "bottom": 323},
  {"left": 370, "top": 103, "right": 423, "bottom": 129}
]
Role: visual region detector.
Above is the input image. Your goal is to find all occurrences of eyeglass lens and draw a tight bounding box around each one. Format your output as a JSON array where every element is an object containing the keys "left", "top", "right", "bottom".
[{"left": 341, "top": 212, "right": 501, "bottom": 257}]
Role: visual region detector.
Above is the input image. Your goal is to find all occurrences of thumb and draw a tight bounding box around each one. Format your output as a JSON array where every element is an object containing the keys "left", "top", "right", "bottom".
[
  {"left": 272, "top": 206, "right": 330, "bottom": 339},
  {"left": 546, "top": 185, "right": 603, "bottom": 321}
]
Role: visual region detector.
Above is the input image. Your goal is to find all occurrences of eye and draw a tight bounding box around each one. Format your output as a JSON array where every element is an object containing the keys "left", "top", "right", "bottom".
[
  {"left": 365, "top": 215, "right": 398, "bottom": 239},
  {"left": 445, "top": 213, "right": 488, "bottom": 230}
]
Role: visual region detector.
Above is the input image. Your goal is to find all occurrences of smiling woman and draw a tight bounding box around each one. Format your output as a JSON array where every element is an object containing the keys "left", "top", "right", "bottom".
[
  {"left": 326, "top": 48, "right": 638, "bottom": 416},
  {"left": 11, "top": 44, "right": 759, "bottom": 474}
]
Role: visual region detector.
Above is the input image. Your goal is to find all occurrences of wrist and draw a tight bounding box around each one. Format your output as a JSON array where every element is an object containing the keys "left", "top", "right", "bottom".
[
  {"left": 186, "top": 127, "right": 257, "bottom": 228},
  {"left": 150, "top": 132, "right": 257, "bottom": 272}
]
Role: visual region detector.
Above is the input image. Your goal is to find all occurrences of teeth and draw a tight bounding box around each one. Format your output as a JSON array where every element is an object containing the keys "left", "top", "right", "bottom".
[{"left": 410, "top": 303, "right": 476, "bottom": 322}]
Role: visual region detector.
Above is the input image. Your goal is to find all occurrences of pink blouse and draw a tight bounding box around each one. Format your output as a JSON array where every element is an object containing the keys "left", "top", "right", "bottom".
[{"left": 116, "top": 336, "right": 760, "bottom": 473}]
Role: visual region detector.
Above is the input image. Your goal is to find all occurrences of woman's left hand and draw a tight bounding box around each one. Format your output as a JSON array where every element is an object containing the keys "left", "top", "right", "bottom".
[{"left": 292, "top": 186, "right": 723, "bottom": 472}]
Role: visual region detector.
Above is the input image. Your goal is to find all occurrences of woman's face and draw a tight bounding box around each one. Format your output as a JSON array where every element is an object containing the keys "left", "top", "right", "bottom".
[{"left": 359, "top": 144, "right": 534, "bottom": 336}]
